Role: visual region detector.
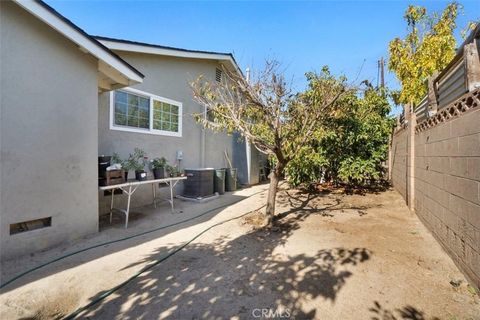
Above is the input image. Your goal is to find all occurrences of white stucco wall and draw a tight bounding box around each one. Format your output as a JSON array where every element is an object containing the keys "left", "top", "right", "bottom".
[
  {"left": 0, "top": 2, "right": 99, "bottom": 259},
  {"left": 98, "top": 52, "right": 245, "bottom": 213}
]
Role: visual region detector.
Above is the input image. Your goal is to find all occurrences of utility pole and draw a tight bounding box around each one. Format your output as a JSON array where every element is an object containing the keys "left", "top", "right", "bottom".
[{"left": 379, "top": 57, "right": 385, "bottom": 88}]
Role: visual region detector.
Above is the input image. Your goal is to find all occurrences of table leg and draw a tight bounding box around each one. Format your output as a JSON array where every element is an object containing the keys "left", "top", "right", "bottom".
[
  {"left": 169, "top": 181, "right": 174, "bottom": 213},
  {"left": 152, "top": 183, "right": 157, "bottom": 208},
  {"left": 110, "top": 189, "right": 115, "bottom": 224},
  {"left": 125, "top": 185, "right": 132, "bottom": 229}
]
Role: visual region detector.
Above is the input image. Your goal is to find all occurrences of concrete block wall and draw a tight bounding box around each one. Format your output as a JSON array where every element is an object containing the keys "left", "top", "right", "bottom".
[
  {"left": 390, "top": 91, "right": 480, "bottom": 290},
  {"left": 390, "top": 128, "right": 408, "bottom": 202},
  {"left": 414, "top": 107, "right": 480, "bottom": 289}
]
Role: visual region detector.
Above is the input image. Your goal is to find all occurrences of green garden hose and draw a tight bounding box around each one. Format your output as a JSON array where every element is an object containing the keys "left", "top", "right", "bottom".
[
  {"left": 0, "top": 189, "right": 266, "bottom": 290},
  {"left": 63, "top": 204, "right": 265, "bottom": 319}
]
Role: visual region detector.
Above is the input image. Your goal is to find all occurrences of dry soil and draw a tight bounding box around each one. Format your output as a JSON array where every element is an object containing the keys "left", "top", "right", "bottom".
[{"left": 0, "top": 184, "right": 478, "bottom": 320}]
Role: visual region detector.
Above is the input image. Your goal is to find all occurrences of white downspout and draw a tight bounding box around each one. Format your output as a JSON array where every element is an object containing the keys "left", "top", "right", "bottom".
[
  {"left": 201, "top": 105, "right": 206, "bottom": 167},
  {"left": 245, "top": 67, "right": 251, "bottom": 184}
]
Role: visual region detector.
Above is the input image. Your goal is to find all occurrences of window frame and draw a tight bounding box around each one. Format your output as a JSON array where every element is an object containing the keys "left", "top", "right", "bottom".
[{"left": 109, "top": 87, "right": 183, "bottom": 137}]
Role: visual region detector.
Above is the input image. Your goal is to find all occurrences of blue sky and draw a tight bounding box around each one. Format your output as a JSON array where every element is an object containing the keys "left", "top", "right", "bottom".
[{"left": 47, "top": 0, "right": 479, "bottom": 112}]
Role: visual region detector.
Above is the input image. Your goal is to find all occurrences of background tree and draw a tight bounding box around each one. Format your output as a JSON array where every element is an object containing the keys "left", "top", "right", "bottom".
[
  {"left": 191, "top": 63, "right": 348, "bottom": 224},
  {"left": 388, "top": 3, "right": 460, "bottom": 106},
  {"left": 285, "top": 83, "right": 393, "bottom": 187}
]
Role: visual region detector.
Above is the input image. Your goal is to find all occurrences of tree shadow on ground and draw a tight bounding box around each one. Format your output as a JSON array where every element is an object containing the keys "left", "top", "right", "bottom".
[
  {"left": 369, "top": 301, "right": 441, "bottom": 320},
  {"left": 341, "top": 180, "right": 391, "bottom": 196},
  {"left": 274, "top": 188, "right": 379, "bottom": 222},
  {"left": 0, "top": 194, "right": 252, "bottom": 293},
  {"left": 295, "top": 180, "right": 391, "bottom": 196},
  {"left": 77, "top": 216, "right": 372, "bottom": 319}
]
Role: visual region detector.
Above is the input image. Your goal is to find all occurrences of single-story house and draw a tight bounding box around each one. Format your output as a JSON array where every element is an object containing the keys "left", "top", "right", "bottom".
[
  {"left": 95, "top": 37, "right": 262, "bottom": 213},
  {"left": 1, "top": 0, "right": 260, "bottom": 260}
]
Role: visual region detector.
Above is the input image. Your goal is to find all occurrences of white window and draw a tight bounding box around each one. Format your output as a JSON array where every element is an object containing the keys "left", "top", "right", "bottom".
[{"left": 110, "top": 88, "right": 182, "bottom": 137}]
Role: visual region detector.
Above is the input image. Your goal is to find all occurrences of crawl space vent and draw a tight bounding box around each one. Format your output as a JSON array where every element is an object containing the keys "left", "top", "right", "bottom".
[{"left": 10, "top": 217, "right": 52, "bottom": 235}]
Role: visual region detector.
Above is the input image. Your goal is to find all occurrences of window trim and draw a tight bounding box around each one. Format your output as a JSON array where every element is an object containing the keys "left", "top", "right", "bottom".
[{"left": 109, "top": 87, "right": 183, "bottom": 137}]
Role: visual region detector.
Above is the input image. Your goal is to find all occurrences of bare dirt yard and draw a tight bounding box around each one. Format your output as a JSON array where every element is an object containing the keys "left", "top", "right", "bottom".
[{"left": 1, "top": 183, "right": 479, "bottom": 319}]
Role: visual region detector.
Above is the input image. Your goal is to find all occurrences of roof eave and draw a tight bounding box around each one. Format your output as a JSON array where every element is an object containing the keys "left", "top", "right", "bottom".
[
  {"left": 13, "top": 0, "right": 144, "bottom": 88},
  {"left": 96, "top": 37, "right": 243, "bottom": 78}
]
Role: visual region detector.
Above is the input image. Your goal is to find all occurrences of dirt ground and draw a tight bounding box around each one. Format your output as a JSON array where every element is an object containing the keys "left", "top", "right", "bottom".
[{"left": 1, "top": 183, "right": 479, "bottom": 320}]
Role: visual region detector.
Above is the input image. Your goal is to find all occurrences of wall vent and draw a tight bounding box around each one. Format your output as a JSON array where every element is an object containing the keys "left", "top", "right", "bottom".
[
  {"left": 10, "top": 217, "right": 52, "bottom": 235},
  {"left": 215, "top": 68, "right": 222, "bottom": 82}
]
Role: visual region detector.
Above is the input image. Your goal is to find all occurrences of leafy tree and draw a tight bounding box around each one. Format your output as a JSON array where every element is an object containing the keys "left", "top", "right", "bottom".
[
  {"left": 285, "top": 84, "right": 393, "bottom": 187},
  {"left": 333, "top": 88, "right": 393, "bottom": 185},
  {"left": 191, "top": 63, "right": 348, "bottom": 224},
  {"left": 388, "top": 3, "right": 460, "bottom": 106}
]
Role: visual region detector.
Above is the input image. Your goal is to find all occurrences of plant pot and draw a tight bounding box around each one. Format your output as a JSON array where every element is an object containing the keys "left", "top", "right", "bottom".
[
  {"left": 135, "top": 170, "right": 147, "bottom": 181},
  {"left": 153, "top": 168, "right": 166, "bottom": 179}
]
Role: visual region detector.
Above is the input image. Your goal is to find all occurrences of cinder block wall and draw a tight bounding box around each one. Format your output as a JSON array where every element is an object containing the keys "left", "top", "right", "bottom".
[
  {"left": 390, "top": 128, "right": 408, "bottom": 202},
  {"left": 414, "top": 108, "right": 480, "bottom": 289}
]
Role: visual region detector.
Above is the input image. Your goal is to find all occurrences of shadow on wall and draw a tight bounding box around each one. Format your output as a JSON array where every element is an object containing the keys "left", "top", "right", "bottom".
[
  {"left": 232, "top": 132, "right": 249, "bottom": 185},
  {"left": 77, "top": 218, "right": 371, "bottom": 319}
]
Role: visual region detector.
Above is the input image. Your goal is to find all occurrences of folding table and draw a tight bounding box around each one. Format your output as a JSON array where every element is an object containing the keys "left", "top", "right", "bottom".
[{"left": 99, "top": 176, "right": 187, "bottom": 228}]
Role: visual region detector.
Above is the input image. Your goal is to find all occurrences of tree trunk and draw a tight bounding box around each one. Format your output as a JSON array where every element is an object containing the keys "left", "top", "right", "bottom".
[{"left": 264, "top": 164, "right": 282, "bottom": 225}]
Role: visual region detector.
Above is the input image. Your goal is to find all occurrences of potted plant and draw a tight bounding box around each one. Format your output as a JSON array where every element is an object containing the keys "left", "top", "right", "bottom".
[
  {"left": 151, "top": 157, "right": 168, "bottom": 179},
  {"left": 113, "top": 148, "right": 148, "bottom": 181},
  {"left": 129, "top": 148, "right": 148, "bottom": 181},
  {"left": 167, "top": 164, "right": 182, "bottom": 177},
  {"left": 112, "top": 153, "right": 129, "bottom": 181}
]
